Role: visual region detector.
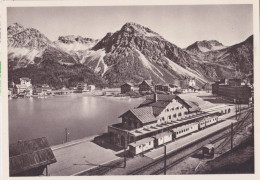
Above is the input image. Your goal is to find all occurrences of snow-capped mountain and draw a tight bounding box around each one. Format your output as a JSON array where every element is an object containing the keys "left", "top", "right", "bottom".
[
  {"left": 8, "top": 22, "right": 253, "bottom": 88},
  {"left": 8, "top": 23, "right": 77, "bottom": 69},
  {"left": 55, "top": 35, "right": 98, "bottom": 52},
  {"left": 186, "top": 40, "right": 226, "bottom": 53}
]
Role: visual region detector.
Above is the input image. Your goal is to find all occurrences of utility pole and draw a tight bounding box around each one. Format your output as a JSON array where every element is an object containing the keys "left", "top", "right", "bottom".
[
  {"left": 123, "top": 148, "right": 126, "bottom": 168},
  {"left": 252, "top": 109, "right": 254, "bottom": 135},
  {"left": 164, "top": 145, "right": 167, "bottom": 175},
  {"left": 231, "top": 123, "right": 233, "bottom": 150},
  {"left": 65, "top": 128, "right": 68, "bottom": 143}
]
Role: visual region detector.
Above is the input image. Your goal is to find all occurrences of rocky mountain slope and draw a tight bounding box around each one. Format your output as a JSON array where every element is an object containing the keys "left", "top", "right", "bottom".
[
  {"left": 8, "top": 22, "right": 253, "bottom": 88},
  {"left": 186, "top": 36, "right": 253, "bottom": 79},
  {"left": 8, "top": 23, "right": 107, "bottom": 88},
  {"left": 186, "top": 40, "right": 226, "bottom": 54}
]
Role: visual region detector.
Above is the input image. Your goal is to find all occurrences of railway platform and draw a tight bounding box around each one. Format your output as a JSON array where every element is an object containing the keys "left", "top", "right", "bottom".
[
  {"left": 145, "top": 119, "right": 236, "bottom": 159},
  {"left": 48, "top": 137, "right": 120, "bottom": 176}
]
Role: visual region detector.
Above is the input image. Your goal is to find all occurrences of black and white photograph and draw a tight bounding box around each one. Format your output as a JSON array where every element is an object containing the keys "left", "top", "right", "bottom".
[{"left": 1, "top": 0, "right": 259, "bottom": 178}]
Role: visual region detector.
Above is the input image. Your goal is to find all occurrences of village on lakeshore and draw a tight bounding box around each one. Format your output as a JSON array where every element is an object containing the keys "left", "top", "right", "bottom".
[{"left": 8, "top": 75, "right": 253, "bottom": 100}]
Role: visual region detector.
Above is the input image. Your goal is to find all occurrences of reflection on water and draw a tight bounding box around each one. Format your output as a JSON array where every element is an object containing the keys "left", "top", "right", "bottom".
[{"left": 9, "top": 95, "right": 143, "bottom": 145}]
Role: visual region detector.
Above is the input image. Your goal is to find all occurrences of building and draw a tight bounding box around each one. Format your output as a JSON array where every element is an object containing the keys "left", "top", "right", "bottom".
[
  {"left": 154, "top": 84, "right": 176, "bottom": 94},
  {"left": 88, "top": 85, "right": 96, "bottom": 91},
  {"left": 139, "top": 80, "right": 153, "bottom": 93},
  {"left": 203, "top": 83, "right": 212, "bottom": 92},
  {"left": 16, "top": 77, "right": 33, "bottom": 95},
  {"left": 181, "top": 84, "right": 200, "bottom": 93},
  {"left": 76, "top": 82, "right": 88, "bottom": 91},
  {"left": 228, "top": 79, "right": 242, "bottom": 86},
  {"left": 180, "top": 77, "right": 196, "bottom": 87},
  {"left": 212, "top": 79, "right": 251, "bottom": 104},
  {"left": 108, "top": 93, "right": 200, "bottom": 148},
  {"left": 120, "top": 83, "right": 134, "bottom": 94},
  {"left": 9, "top": 137, "right": 56, "bottom": 176},
  {"left": 217, "top": 85, "right": 251, "bottom": 104}
]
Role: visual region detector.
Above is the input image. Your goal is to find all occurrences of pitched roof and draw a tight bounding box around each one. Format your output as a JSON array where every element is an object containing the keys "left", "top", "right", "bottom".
[
  {"left": 20, "top": 77, "right": 31, "bottom": 81},
  {"left": 121, "top": 82, "right": 134, "bottom": 87},
  {"left": 185, "top": 101, "right": 200, "bottom": 112},
  {"left": 9, "top": 137, "right": 56, "bottom": 176},
  {"left": 141, "top": 80, "right": 153, "bottom": 86},
  {"left": 139, "top": 94, "right": 199, "bottom": 115},
  {"left": 138, "top": 94, "right": 177, "bottom": 116},
  {"left": 129, "top": 137, "right": 154, "bottom": 147},
  {"left": 119, "top": 106, "right": 157, "bottom": 124}
]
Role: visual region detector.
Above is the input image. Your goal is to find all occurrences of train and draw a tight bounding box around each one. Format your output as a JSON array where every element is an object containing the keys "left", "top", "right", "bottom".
[{"left": 129, "top": 112, "right": 220, "bottom": 155}]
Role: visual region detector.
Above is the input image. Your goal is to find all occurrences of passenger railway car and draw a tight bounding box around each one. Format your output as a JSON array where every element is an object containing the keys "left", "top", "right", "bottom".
[
  {"left": 128, "top": 137, "right": 154, "bottom": 155},
  {"left": 171, "top": 122, "right": 198, "bottom": 139},
  {"left": 153, "top": 132, "right": 172, "bottom": 147},
  {"left": 128, "top": 112, "right": 221, "bottom": 155}
]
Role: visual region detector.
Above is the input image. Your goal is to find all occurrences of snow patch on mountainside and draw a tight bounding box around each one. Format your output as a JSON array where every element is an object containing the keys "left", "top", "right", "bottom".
[
  {"left": 136, "top": 49, "right": 165, "bottom": 81},
  {"left": 55, "top": 41, "right": 97, "bottom": 52},
  {"left": 8, "top": 47, "right": 43, "bottom": 64},
  {"left": 80, "top": 49, "right": 107, "bottom": 76},
  {"left": 165, "top": 57, "right": 206, "bottom": 83}
]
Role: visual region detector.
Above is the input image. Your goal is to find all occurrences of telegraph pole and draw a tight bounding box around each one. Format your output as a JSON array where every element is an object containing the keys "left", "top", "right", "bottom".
[
  {"left": 65, "top": 128, "right": 68, "bottom": 143},
  {"left": 164, "top": 145, "right": 167, "bottom": 175},
  {"left": 231, "top": 123, "right": 233, "bottom": 150}
]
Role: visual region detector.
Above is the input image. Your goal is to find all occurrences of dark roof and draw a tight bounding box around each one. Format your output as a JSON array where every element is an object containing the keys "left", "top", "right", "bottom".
[
  {"left": 140, "top": 80, "right": 153, "bottom": 86},
  {"left": 119, "top": 106, "right": 157, "bottom": 124},
  {"left": 185, "top": 101, "right": 200, "bottom": 112},
  {"left": 20, "top": 77, "right": 31, "bottom": 81},
  {"left": 129, "top": 137, "right": 154, "bottom": 147},
  {"left": 121, "top": 82, "right": 134, "bottom": 87},
  {"left": 139, "top": 94, "right": 199, "bottom": 115},
  {"left": 9, "top": 137, "right": 56, "bottom": 176}
]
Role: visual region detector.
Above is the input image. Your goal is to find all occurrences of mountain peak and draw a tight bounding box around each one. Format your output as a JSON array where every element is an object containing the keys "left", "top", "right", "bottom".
[
  {"left": 120, "top": 22, "right": 160, "bottom": 37},
  {"left": 58, "top": 35, "right": 97, "bottom": 44},
  {"left": 187, "top": 39, "right": 226, "bottom": 53},
  {"left": 8, "top": 22, "right": 25, "bottom": 36}
]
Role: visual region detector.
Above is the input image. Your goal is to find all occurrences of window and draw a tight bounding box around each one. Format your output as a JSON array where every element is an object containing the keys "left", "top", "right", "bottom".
[
  {"left": 166, "top": 109, "right": 169, "bottom": 112},
  {"left": 149, "top": 142, "right": 151, "bottom": 145},
  {"left": 173, "top": 114, "right": 177, "bottom": 118},
  {"left": 162, "top": 117, "right": 165, "bottom": 121},
  {"left": 172, "top": 108, "right": 174, "bottom": 111},
  {"left": 178, "top": 112, "right": 182, "bottom": 116},
  {"left": 168, "top": 115, "right": 171, "bottom": 120},
  {"left": 176, "top": 107, "right": 179, "bottom": 110}
]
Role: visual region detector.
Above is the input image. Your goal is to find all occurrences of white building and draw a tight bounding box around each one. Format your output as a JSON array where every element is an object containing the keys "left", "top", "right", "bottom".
[
  {"left": 16, "top": 77, "right": 33, "bottom": 95},
  {"left": 88, "top": 85, "right": 96, "bottom": 91}
]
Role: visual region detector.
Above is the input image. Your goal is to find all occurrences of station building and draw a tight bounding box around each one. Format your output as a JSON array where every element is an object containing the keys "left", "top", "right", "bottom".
[{"left": 108, "top": 93, "right": 200, "bottom": 148}]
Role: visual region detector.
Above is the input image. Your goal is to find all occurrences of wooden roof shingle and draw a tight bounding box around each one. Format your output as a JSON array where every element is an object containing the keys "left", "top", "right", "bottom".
[{"left": 9, "top": 137, "right": 56, "bottom": 176}]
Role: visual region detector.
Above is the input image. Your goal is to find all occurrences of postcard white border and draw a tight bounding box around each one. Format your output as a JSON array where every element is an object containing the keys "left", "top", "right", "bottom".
[{"left": 1, "top": 0, "right": 259, "bottom": 180}]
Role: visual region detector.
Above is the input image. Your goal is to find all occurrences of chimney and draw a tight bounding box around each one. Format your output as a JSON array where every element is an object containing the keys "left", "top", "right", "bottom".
[{"left": 154, "top": 93, "right": 158, "bottom": 102}]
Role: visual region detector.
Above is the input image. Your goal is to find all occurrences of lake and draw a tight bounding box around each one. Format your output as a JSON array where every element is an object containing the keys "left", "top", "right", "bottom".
[{"left": 8, "top": 95, "right": 144, "bottom": 145}]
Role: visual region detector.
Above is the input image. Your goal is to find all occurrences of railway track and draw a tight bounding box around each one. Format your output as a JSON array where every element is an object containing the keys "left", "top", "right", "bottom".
[
  {"left": 128, "top": 109, "right": 253, "bottom": 175},
  {"left": 152, "top": 110, "right": 252, "bottom": 175}
]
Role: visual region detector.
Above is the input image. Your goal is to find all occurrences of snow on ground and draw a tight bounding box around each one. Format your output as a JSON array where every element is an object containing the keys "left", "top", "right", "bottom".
[
  {"left": 80, "top": 49, "right": 108, "bottom": 76},
  {"left": 165, "top": 57, "right": 207, "bottom": 83},
  {"left": 8, "top": 47, "right": 43, "bottom": 64},
  {"left": 55, "top": 41, "right": 97, "bottom": 52},
  {"left": 135, "top": 49, "right": 165, "bottom": 81}
]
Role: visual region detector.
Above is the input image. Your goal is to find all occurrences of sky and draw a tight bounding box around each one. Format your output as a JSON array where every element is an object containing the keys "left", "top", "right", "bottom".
[{"left": 7, "top": 5, "right": 253, "bottom": 48}]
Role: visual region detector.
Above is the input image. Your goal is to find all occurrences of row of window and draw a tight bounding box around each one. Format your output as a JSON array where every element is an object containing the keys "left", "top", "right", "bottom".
[
  {"left": 161, "top": 111, "right": 189, "bottom": 121},
  {"left": 165, "top": 106, "right": 184, "bottom": 112}
]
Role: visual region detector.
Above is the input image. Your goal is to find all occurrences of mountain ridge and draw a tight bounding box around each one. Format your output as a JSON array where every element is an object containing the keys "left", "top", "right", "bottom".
[{"left": 7, "top": 22, "right": 253, "bottom": 88}]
